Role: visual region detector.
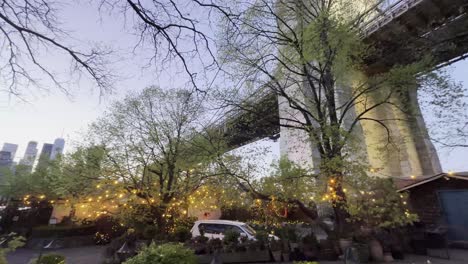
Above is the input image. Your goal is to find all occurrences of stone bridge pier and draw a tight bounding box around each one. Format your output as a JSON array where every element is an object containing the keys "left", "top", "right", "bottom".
[{"left": 278, "top": 80, "right": 442, "bottom": 178}]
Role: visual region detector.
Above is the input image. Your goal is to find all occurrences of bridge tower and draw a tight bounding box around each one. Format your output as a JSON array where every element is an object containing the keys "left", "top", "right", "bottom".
[{"left": 276, "top": 0, "right": 451, "bottom": 178}]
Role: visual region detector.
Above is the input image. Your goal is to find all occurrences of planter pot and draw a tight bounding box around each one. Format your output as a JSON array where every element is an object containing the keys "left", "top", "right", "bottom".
[
  {"left": 354, "top": 243, "right": 370, "bottom": 263},
  {"left": 271, "top": 250, "right": 282, "bottom": 262},
  {"left": 369, "top": 239, "right": 384, "bottom": 261},
  {"left": 383, "top": 252, "right": 394, "bottom": 262},
  {"left": 282, "top": 252, "right": 290, "bottom": 261},
  {"left": 339, "top": 238, "right": 353, "bottom": 253},
  {"left": 318, "top": 241, "right": 338, "bottom": 261},
  {"left": 290, "top": 242, "right": 299, "bottom": 250},
  {"left": 196, "top": 254, "right": 213, "bottom": 264}
]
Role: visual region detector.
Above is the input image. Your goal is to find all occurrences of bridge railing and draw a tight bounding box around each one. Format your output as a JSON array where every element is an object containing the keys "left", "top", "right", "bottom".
[{"left": 361, "top": 0, "right": 424, "bottom": 36}]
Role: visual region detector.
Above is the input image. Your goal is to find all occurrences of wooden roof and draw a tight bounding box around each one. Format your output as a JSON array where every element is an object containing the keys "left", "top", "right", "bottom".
[{"left": 396, "top": 172, "right": 468, "bottom": 192}]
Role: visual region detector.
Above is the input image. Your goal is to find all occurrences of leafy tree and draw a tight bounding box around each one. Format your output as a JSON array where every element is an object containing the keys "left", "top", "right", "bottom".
[
  {"left": 88, "top": 86, "right": 225, "bottom": 231},
  {"left": 215, "top": 0, "right": 459, "bottom": 234},
  {"left": 346, "top": 176, "right": 418, "bottom": 229},
  {"left": 0, "top": 146, "right": 108, "bottom": 226}
]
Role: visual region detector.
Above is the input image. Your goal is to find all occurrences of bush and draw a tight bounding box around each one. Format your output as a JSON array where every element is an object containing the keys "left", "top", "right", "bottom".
[
  {"left": 223, "top": 230, "right": 240, "bottom": 245},
  {"left": 32, "top": 253, "right": 66, "bottom": 264},
  {"left": 31, "top": 225, "right": 96, "bottom": 237},
  {"left": 171, "top": 226, "right": 192, "bottom": 242},
  {"left": 95, "top": 216, "right": 126, "bottom": 244},
  {"left": 254, "top": 230, "right": 269, "bottom": 244},
  {"left": 123, "top": 243, "right": 196, "bottom": 264},
  {"left": 142, "top": 225, "right": 159, "bottom": 240}
]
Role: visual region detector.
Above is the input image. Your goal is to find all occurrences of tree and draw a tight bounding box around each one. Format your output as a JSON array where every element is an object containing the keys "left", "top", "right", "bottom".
[
  {"left": 0, "top": 0, "right": 235, "bottom": 97},
  {"left": 215, "top": 0, "right": 459, "bottom": 234},
  {"left": 99, "top": 0, "right": 236, "bottom": 92},
  {"left": 0, "top": 0, "right": 113, "bottom": 97},
  {"left": 88, "top": 86, "right": 221, "bottom": 231},
  {"left": 419, "top": 69, "right": 468, "bottom": 148}
]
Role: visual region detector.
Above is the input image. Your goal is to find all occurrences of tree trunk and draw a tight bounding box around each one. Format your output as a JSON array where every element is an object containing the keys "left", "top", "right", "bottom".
[{"left": 331, "top": 180, "right": 350, "bottom": 237}]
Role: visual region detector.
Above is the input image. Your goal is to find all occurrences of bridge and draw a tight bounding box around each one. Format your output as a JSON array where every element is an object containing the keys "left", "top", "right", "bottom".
[{"left": 221, "top": 0, "right": 468, "bottom": 176}]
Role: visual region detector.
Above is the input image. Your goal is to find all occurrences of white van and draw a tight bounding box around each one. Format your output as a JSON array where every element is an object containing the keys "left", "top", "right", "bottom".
[{"left": 190, "top": 220, "right": 259, "bottom": 240}]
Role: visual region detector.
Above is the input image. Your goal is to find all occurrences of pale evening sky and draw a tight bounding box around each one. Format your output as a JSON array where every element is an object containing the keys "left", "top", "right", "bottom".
[{"left": 0, "top": 1, "right": 467, "bottom": 173}]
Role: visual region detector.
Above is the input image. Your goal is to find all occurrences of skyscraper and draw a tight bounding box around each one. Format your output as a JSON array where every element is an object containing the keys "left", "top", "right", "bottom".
[
  {"left": 1, "top": 143, "right": 18, "bottom": 161},
  {"left": 0, "top": 151, "right": 13, "bottom": 183},
  {"left": 0, "top": 151, "right": 12, "bottom": 167},
  {"left": 19, "top": 141, "right": 39, "bottom": 168},
  {"left": 50, "top": 138, "right": 65, "bottom": 160},
  {"left": 40, "top": 143, "right": 54, "bottom": 159},
  {"left": 36, "top": 143, "right": 54, "bottom": 169}
]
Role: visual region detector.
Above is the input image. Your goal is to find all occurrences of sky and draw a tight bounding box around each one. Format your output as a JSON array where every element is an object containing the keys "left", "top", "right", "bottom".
[{"left": 0, "top": 1, "right": 467, "bottom": 173}]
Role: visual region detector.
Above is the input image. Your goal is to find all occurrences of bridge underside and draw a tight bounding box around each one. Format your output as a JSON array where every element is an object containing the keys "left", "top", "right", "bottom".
[
  {"left": 224, "top": 0, "right": 468, "bottom": 176},
  {"left": 365, "top": 0, "right": 468, "bottom": 74},
  {"left": 223, "top": 0, "right": 468, "bottom": 149}
]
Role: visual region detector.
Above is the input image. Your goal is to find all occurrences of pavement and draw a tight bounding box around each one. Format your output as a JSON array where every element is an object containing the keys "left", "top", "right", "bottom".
[
  {"left": 7, "top": 245, "right": 107, "bottom": 264},
  {"left": 6, "top": 247, "right": 468, "bottom": 264}
]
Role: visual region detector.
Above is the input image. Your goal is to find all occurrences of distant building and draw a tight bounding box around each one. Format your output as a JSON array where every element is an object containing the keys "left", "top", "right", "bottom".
[
  {"left": 0, "top": 151, "right": 13, "bottom": 183},
  {"left": 0, "top": 151, "right": 12, "bottom": 167},
  {"left": 39, "top": 143, "right": 54, "bottom": 159},
  {"left": 1, "top": 143, "right": 18, "bottom": 161},
  {"left": 36, "top": 143, "right": 54, "bottom": 170},
  {"left": 50, "top": 138, "right": 65, "bottom": 160},
  {"left": 19, "top": 141, "right": 39, "bottom": 171}
]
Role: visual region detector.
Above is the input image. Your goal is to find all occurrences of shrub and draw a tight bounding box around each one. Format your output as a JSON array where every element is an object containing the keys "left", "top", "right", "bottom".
[
  {"left": 207, "top": 238, "right": 223, "bottom": 253},
  {"left": 95, "top": 216, "right": 126, "bottom": 243},
  {"left": 123, "top": 243, "right": 196, "bottom": 264},
  {"left": 223, "top": 230, "right": 240, "bottom": 245},
  {"left": 33, "top": 253, "right": 66, "bottom": 264},
  {"left": 142, "top": 225, "right": 159, "bottom": 240},
  {"left": 171, "top": 226, "right": 192, "bottom": 242},
  {"left": 31, "top": 225, "right": 96, "bottom": 237},
  {"left": 254, "top": 230, "right": 269, "bottom": 244},
  {"left": 0, "top": 234, "right": 25, "bottom": 264}
]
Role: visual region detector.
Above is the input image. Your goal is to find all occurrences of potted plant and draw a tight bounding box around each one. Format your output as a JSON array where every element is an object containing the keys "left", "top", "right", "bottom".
[
  {"left": 338, "top": 229, "right": 353, "bottom": 254},
  {"left": 269, "top": 238, "right": 283, "bottom": 262},
  {"left": 317, "top": 238, "right": 338, "bottom": 261},
  {"left": 302, "top": 234, "right": 319, "bottom": 261},
  {"left": 190, "top": 235, "right": 209, "bottom": 255},
  {"left": 281, "top": 239, "right": 290, "bottom": 261},
  {"left": 352, "top": 230, "right": 370, "bottom": 263},
  {"left": 286, "top": 226, "right": 299, "bottom": 250},
  {"left": 346, "top": 177, "right": 418, "bottom": 261},
  {"left": 376, "top": 229, "right": 394, "bottom": 262},
  {"left": 207, "top": 238, "right": 223, "bottom": 254}
]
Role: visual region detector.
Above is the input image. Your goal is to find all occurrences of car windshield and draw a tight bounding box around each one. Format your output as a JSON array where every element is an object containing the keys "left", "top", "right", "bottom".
[{"left": 241, "top": 224, "right": 256, "bottom": 236}]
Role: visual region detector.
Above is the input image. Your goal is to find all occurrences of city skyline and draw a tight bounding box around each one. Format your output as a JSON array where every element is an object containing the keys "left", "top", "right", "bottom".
[{"left": 0, "top": 138, "right": 65, "bottom": 163}]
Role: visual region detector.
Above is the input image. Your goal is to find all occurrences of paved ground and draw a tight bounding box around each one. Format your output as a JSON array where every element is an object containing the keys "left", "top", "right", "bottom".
[
  {"left": 7, "top": 245, "right": 107, "bottom": 264},
  {"left": 6, "top": 247, "right": 468, "bottom": 264}
]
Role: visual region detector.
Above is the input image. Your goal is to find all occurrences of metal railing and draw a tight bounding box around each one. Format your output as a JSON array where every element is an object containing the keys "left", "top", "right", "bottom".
[{"left": 361, "top": 0, "right": 424, "bottom": 36}]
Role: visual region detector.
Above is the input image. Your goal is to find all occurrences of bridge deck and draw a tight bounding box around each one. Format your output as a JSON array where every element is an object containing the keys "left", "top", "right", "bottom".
[{"left": 223, "top": 0, "right": 468, "bottom": 148}]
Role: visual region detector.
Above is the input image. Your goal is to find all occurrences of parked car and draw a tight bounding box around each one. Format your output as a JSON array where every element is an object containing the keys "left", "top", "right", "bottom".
[{"left": 190, "top": 219, "right": 278, "bottom": 240}]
